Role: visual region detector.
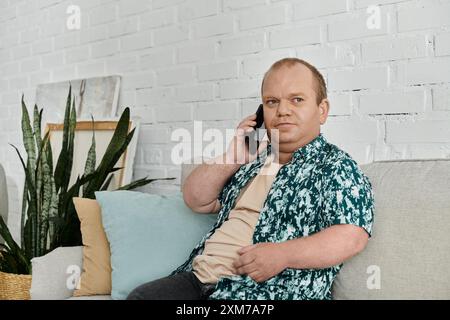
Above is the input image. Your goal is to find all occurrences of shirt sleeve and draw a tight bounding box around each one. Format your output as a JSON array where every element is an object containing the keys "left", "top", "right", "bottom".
[{"left": 321, "top": 157, "right": 375, "bottom": 237}]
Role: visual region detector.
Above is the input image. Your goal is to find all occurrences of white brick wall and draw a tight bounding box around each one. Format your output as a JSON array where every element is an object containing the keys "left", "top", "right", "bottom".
[{"left": 1, "top": 0, "right": 450, "bottom": 233}]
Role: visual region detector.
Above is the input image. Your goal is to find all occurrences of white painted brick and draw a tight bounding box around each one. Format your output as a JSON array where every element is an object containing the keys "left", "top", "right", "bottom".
[
  {"left": 140, "top": 7, "right": 175, "bottom": 30},
  {"left": 41, "top": 19, "right": 65, "bottom": 37},
  {"left": 20, "top": 28, "right": 39, "bottom": 44},
  {"left": 321, "top": 119, "right": 378, "bottom": 143},
  {"left": 65, "top": 46, "right": 90, "bottom": 63},
  {"left": 154, "top": 26, "right": 189, "bottom": 46},
  {"left": 21, "top": 57, "right": 41, "bottom": 73},
  {"left": 0, "top": 79, "right": 8, "bottom": 92},
  {"left": 387, "top": 120, "right": 450, "bottom": 143},
  {"left": 30, "top": 71, "right": 51, "bottom": 87},
  {"left": 328, "top": 93, "right": 352, "bottom": 116},
  {"left": 220, "top": 34, "right": 265, "bottom": 56},
  {"left": 134, "top": 166, "right": 167, "bottom": 180},
  {"left": 144, "top": 148, "right": 163, "bottom": 165},
  {"left": 328, "top": 67, "right": 389, "bottom": 91},
  {"left": 1, "top": 92, "right": 21, "bottom": 105},
  {"left": 239, "top": 5, "right": 286, "bottom": 30},
  {"left": 1, "top": 34, "right": 19, "bottom": 48},
  {"left": 153, "top": 0, "right": 185, "bottom": 9},
  {"left": 122, "top": 72, "right": 155, "bottom": 90},
  {"left": 242, "top": 50, "right": 294, "bottom": 76},
  {"left": 433, "top": 87, "right": 450, "bottom": 111},
  {"left": 1, "top": 62, "right": 19, "bottom": 77},
  {"left": 89, "top": 4, "right": 116, "bottom": 26},
  {"left": 270, "top": 25, "right": 321, "bottom": 49},
  {"left": 119, "top": 0, "right": 150, "bottom": 17},
  {"left": 91, "top": 39, "right": 119, "bottom": 58},
  {"left": 109, "top": 19, "right": 139, "bottom": 38},
  {"left": 192, "top": 15, "right": 234, "bottom": 39},
  {"left": 294, "top": 0, "right": 348, "bottom": 20},
  {"left": 131, "top": 106, "right": 154, "bottom": 124},
  {"left": 178, "top": 40, "right": 216, "bottom": 63},
  {"left": 194, "top": 101, "right": 239, "bottom": 120},
  {"left": 176, "top": 84, "right": 215, "bottom": 102},
  {"left": 80, "top": 25, "right": 108, "bottom": 44},
  {"left": 120, "top": 32, "right": 152, "bottom": 52},
  {"left": 220, "top": 79, "right": 260, "bottom": 99},
  {"left": 362, "top": 35, "right": 427, "bottom": 62},
  {"left": 435, "top": 33, "right": 450, "bottom": 57},
  {"left": 0, "top": 6, "right": 16, "bottom": 22},
  {"left": 157, "top": 66, "right": 195, "bottom": 86},
  {"left": 77, "top": 61, "right": 105, "bottom": 78},
  {"left": 138, "top": 126, "right": 170, "bottom": 143},
  {"left": 328, "top": 12, "right": 388, "bottom": 41},
  {"left": 224, "top": 0, "right": 266, "bottom": 11},
  {"left": 179, "top": 0, "right": 219, "bottom": 21},
  {"left": 406, "top": 58, "right": 450, "bottom": 85},
  {"left": 155, "top": 105, "right": 192, "bottom": 122},
  {"left": 106, "top": 56, "right": 138, "bottom": 73},
  {"left": 297, "top": 44, "right": 355, "bottom": 68},
  {"left": 198, "top": 60, "right": 238, "bottom": 81},
  {"left": 359, "top": 90, "right": 426, "bottom": 115},
  {"left": 398, "top": 3, "right": 450, "bottom": 32},
  {"left": 120, "top": 90, "right": 136, "bottom": 108},
  {"left": 52, "top": 65, "right": 77, "bottom": 82},
  {"left": 0, "top": 48, "right": 11, "bottom": 62},
  {"left": 12, "top": 44, "right": 31, "bottom": 59},
  {"left": 41, "top": 52, "right": 64, "bottom": 68},
  {"left": 140, "top": 49, "right": 175, "bottom": 70},
  {"left": 9, "top": 76, "right": 28, "bottom": 90},
  {"left": 54, "top": 33, "right": 79, "bottom": 50},
  {"left": 136, "top": 87, "right": 174, "bottom": 105},
  {"left": 355, "top": 0, "right": 402, "bottom": 9}
]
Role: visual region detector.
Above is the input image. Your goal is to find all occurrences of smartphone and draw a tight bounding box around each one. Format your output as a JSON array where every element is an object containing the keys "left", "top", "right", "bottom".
[
  {"left": 254, "top": 104, "right": 264, "bottom": 129},
  {"left": 246, "top": 104, "right": 264, "bottom": 153}
]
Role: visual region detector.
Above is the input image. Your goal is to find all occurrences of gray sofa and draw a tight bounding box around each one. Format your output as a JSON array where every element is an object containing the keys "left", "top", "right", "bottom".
[{"left": 1, "top": 159, "right": 449, "bottom": 300}]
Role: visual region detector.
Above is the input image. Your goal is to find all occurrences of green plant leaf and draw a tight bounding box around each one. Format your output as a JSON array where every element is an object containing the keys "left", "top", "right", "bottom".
[
  {"left": 83, "top": 108, "right": 132, "bottom": 196},
  {"left": 116, "top": 177, "right": 174, "bottom": 191},
  {"left": 54, "top": 86, "right": 72, "bottom": 193},
  {"left": 83, "top": 115, "right": 96, "bottom": 192}
]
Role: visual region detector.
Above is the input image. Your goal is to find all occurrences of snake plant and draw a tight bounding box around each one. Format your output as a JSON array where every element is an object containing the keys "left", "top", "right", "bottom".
[{"left": 0, "top": 86, "right": 165, "bottom": 274}]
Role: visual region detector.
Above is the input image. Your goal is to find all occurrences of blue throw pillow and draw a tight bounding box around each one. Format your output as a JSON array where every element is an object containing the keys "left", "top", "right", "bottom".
[{"left": 95, "top": 190, "right": 218, "bottom": 300}]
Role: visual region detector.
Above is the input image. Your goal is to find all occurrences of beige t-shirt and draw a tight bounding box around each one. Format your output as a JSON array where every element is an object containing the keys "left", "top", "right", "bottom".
[{"left": 192, "top": 155, "right": 282, "bottom": 284}]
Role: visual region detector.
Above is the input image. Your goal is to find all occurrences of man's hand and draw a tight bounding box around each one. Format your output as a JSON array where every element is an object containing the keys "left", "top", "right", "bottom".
[
  {"left": 225, "top": 114, "right": 268, "bottom": 165},
  {"left": 233, "top": 242, "right": 288, "bottom": 283}
]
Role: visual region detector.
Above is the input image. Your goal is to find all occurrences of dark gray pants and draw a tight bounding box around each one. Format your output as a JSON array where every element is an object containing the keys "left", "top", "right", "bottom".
[{"left": 126, "top": 271, "right": 216, "bottom": 300}]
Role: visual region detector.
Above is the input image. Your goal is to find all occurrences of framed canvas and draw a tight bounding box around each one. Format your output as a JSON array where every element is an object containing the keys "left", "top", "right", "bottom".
[
  {"left": 44, "top": 119, "right": 139, "bottom": 190},
  {"left": 36, "top": 75, "right": 121, "bottom": 123}
]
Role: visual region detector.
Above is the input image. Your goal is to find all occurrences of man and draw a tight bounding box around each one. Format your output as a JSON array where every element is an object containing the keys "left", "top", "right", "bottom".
[{"left": 127, "top": 58, "right": 374, "bottom": 300}]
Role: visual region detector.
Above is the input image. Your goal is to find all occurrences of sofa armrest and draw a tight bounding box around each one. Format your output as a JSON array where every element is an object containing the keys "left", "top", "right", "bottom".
[{"left": 30, "top": 246, "right": 83, "bottom": 300}]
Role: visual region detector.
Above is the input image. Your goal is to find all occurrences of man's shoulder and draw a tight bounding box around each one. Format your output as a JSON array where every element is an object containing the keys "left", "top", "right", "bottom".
[
  {"left": 320, "top": 141, "right": 368, "bottom": 181},
  {"left": 321, "top": 141, "right": 358, "bottom": 168}
]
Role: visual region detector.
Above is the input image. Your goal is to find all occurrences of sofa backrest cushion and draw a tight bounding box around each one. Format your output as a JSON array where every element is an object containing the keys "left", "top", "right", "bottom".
[
  {"left": 181, "top": 159, "right": 450, "bottom": 299},
  {"left": 95, "top": 190, "right": 218, "bottom": 300},
  {"left": 332, "top": 159, "right": 450, "bottom": 299}
]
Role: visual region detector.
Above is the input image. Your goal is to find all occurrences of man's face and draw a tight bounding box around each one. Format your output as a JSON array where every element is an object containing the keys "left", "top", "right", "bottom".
[{"left": 262, "top": 63, "right": 329, "bottom": 153}]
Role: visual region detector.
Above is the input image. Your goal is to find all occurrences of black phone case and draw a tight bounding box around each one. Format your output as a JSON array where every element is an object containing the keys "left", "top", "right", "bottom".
[{"left": 246, "top": 104, "right": 264, "bottom": 153}]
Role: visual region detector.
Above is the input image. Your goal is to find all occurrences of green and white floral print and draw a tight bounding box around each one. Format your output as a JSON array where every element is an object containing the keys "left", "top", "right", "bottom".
[{"left": 169, "top": 133, "right": 374, "bottom": 300}]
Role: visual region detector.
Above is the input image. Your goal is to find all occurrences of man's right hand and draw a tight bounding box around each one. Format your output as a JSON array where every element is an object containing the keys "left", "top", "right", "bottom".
[{"left": 225, "top": 113, "right": 268, "bottom": 165}]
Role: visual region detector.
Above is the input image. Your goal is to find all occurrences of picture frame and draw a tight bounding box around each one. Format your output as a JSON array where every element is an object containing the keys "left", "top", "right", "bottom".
[{"left": 44, "top": 119, "right": 140, "bottom": 190}]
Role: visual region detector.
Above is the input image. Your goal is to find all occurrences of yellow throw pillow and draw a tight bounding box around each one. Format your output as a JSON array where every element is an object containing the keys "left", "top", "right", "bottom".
[{"left": 72, "top": 197, "right": 112, "bottom": 296}]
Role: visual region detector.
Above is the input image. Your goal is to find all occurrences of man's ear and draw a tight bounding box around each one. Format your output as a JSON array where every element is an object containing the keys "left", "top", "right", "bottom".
[{"left": 318, "top": 99, "right": 330, "bottom": 125}]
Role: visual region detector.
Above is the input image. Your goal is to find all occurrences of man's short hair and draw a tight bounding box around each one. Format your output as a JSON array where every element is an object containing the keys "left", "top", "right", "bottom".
[{"left": 261, "top": 58, "right": 327, "bottom": 105}]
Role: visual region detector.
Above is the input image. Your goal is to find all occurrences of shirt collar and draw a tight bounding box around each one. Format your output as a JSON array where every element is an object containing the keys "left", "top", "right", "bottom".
[{"left": 265, "top": 132, "right": 327, "bottom": 163}]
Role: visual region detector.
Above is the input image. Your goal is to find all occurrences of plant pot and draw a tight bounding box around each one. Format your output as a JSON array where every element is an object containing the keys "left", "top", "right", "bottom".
[{"left": 0, "top": 271, "right": 32, "bottom": 300}]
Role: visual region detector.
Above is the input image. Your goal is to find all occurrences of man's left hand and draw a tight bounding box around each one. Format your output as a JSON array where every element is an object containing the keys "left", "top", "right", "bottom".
[{"left": 233, "top": 242, "right": 287, "bottom": 283}]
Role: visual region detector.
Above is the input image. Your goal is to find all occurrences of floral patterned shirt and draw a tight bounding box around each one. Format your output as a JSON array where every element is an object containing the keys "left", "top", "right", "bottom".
[{"left": 169, "top": 133, "right": 375, "bottom": 300}]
